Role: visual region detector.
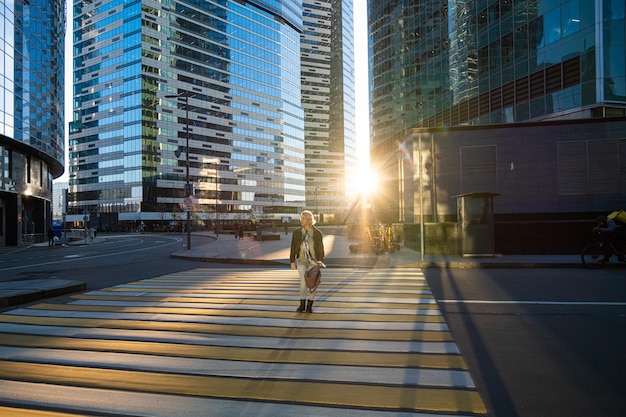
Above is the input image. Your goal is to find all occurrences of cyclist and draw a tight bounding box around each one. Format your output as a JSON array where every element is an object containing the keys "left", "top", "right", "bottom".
[{"left": 592, "top": 215, "right": 626, "bottom": 262}]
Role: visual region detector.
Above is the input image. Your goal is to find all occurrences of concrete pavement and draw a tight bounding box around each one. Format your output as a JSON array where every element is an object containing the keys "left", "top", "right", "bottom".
[
  {"left": 171, "top": 228, "right": 584, "bottom": 269},
  {"left": 0, "top": 228, "right": 595, "bottom": 309}
]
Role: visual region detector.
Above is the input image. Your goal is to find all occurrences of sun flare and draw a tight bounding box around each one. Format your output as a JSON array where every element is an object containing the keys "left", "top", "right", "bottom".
[{"left": 352, "top": 167, "right": 379, "bottom": 196}]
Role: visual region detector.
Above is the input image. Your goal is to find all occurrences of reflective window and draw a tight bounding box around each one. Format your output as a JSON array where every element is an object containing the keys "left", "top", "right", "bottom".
[
  {"left": 561, "top": 0, "right": 580, "bottom": 37},
  {"left": 69, "top": 0, "right": 306, "bottom": 217},
  {"left": 544, "top": 8, "right": 561, "bottom": 45}
]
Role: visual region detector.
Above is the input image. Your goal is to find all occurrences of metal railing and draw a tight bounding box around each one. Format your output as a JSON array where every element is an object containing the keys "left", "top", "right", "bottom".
[{"left": 21, "top": 233, "right": 45, "bottom": 244}]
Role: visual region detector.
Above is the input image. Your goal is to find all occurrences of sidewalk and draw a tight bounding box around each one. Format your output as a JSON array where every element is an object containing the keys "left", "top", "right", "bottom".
[
  {"left": 0, "top": 230, "right": 590, "bottom": 309},
  {"left": 171, "top": 229, "right": 584, "bottom": 269}
]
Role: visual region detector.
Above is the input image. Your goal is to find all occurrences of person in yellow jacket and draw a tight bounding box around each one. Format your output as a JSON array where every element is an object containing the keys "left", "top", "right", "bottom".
[{"left": 593, "top": 214, "right": 625, "bottom": 262}]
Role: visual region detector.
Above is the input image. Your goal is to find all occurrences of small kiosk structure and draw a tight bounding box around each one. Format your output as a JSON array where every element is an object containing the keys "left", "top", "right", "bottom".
[{"left": 454, "top": 192, "right": 499, "bottom": 257}]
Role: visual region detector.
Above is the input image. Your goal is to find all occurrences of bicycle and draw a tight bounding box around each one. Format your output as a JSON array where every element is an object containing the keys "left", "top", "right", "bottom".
[{"left": 581, "top": 232, "right": 626, "bottom": 269}]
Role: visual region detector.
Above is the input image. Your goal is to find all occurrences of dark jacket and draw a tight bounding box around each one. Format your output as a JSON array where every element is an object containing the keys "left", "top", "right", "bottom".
[{"left": 290, "top": 227, "right": 324, "bottom": 263}]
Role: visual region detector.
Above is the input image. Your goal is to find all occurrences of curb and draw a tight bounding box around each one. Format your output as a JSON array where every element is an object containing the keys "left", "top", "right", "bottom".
[
  {"left": 170, "top": 254, "right": 372, "bottom": 268},
  {"left": 170, "top": 254, "right": 586, "bottom": 269},
  {"left": 171, "top": 253, "right": 288, "bottom": 266},
  {"left": 170, "top": 254, "right": 390, "bottom": 268},
  {"left": 0, "top": 279, "right": 86, "bottom": 308}
]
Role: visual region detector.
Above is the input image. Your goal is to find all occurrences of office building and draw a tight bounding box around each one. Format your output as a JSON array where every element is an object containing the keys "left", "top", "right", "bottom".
[
  {"left": 52, "top": 181, "right": 68, "bottom": 221},
  {"left": 368, "top": 0, "right": 626, "bottom": 253},
  {"left": 0, "top": 0, "right": 65, "bottom": 246},
  {"left": 69, "top": 0, "right": 356, "bottom": 230},
  {"left": 68, "top": 0, "right": 307, "bottom": 230},
  {"left": 301, "top": 0, "right": 356, "bottom": 222}
]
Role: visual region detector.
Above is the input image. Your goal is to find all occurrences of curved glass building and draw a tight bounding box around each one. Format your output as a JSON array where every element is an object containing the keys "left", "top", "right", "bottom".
[
  {"left": 0, "top": 0, "right": 66, "bottom": 246},
  {"left": 369, "top": 0, "right": 624, "bottom": 140},
  {"left": 368, "top": 0, "right": 626, "bottom": 252},
  {"left": 68, "top": 0, "right": 307, "bottom": 230}
]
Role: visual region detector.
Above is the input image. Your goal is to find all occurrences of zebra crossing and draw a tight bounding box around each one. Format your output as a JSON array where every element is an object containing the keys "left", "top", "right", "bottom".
[{"left": 0, "top": 267, "right": 486, "bottom": 416}]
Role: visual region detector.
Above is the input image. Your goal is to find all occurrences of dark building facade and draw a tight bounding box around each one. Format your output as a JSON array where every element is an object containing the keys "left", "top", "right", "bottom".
[
  {"left": 0, "top": 0, "right": 65, "bottom": 246},
  {"left": 368, "top": 0, "right": 626, "bottom": 253},
  {"left": 401, "top": 119, "right": 626, "bottom": 254}
]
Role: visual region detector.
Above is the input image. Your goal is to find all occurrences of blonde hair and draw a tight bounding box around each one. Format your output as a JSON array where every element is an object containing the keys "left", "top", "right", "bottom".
[{"left": 300, "top": 210, "right": 316, "bottom": 225}]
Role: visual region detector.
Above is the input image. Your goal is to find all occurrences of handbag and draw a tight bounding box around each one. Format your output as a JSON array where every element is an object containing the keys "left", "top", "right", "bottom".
[
  {"left": 305, "top": 264, "right": 322, "bottom": 291},
  {"left": 302, "top": 229, "right": 324, "bottom": 292}
]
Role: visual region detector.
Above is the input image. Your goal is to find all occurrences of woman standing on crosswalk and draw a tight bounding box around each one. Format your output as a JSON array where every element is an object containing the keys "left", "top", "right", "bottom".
[{"left": 289, "top": 210, "right": 325, "bottom": 313}]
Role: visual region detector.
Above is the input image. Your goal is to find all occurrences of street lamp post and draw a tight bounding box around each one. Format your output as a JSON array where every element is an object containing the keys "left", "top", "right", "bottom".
[{"left": 166, "top": 92, "right": 193, "bottom": 250}]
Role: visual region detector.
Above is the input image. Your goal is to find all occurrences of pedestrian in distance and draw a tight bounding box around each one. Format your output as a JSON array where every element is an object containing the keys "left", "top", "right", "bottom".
[
  {"left": 289, "top": 210, "right": 325, "bottom": 313},
  {"left": 47, "top": 227, "right": 54, "bottom": 247}
]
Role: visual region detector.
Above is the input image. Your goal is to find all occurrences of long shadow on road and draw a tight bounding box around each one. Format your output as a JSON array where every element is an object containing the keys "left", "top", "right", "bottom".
[{"left": 425, "top": 268, "right": 518, "bottom": 417}]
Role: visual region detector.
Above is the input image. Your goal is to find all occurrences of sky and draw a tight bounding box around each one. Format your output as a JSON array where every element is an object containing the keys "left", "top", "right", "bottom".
[{"left": 60, "top": 3, "right": 370, "bottom": 182}]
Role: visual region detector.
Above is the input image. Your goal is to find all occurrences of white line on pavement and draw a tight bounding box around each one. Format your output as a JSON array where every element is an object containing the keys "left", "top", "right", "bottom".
[{"left": 437, "top": 300, "right": 626, "bottom": 306}]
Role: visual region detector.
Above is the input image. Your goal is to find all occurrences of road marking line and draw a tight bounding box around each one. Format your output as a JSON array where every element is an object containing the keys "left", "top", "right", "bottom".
[
  {"left": 438, "top": 300, "right": 626, "bottom": 306},
  {"left": 0, "top": 405, "right": 85, "bottom": 417},
  {"left": 0, "top": 333, "right": 467, "bottom": 369},
  {"left": 0, "top": 323, "right": 460, "bottom": 354},
  {"left": 0, "top": 360, "right": 487, "bottom": 414},
  {"left": 0, "top": 313, "right": 453, "bottom": 342},
  {"left": 0, "top": 267, "right": 486, "bottom": 415},
  {"left": 70, "top": 294, "right": 443, "bottom": 313},
  {"left": 70, "top": 297, "right": 440, "bottom": 312},
  {"left": 0, "top": 236, "right": 181, "bottom": 271},
  {"left": 16, "top": 305, "right": 450, "bottom": 331},
  {"left": 0, "top": 346, "right": 475, "bottom": 388}
]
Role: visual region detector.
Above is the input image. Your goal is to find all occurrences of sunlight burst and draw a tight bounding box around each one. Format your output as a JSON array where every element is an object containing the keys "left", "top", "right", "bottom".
[{"left": 352, "top": 167, "right": 379, "bottom": 196}]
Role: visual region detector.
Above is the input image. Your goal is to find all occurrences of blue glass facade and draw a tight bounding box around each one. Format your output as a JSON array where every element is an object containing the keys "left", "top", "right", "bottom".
[
  {"left": 369, "top": 0, "right": 626, "bottom": 141},
  {"left": 69, "top": 0, "right": 306, "bottom": 228},
  {"left": 0, "top": 0, "right": 65, "bottom": 245}
]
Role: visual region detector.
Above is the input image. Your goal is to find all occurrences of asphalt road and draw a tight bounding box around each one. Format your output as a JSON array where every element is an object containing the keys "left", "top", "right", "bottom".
[
  {"left": 0, "top": 233, "right": 224, "bottom": 289},
  {"left": 424, "top": 267, "right": 626, "bottom": 417},
  {"left": 2, "top": 236, "right": 624, "bottom": 416}
]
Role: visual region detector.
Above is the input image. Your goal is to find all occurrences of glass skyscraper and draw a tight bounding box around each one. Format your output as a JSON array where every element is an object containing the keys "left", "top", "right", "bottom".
[
  {"left": 301, "top": 0, "right": 356, "bottom": 222},
  {"left": 369, "top": 0, "right": 626, "bottom": 225},
  {"left": 370, "top": 0, "right": 626, "bottom": 141},
  {"left": 0, "top": 0, "right": 65, "bottom": 246},
  {"left": 68, "top": 0, "right": 307, "bottom": 230}
]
